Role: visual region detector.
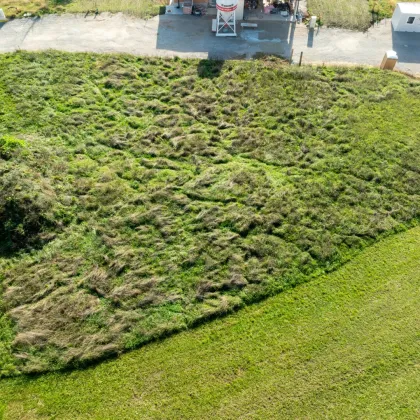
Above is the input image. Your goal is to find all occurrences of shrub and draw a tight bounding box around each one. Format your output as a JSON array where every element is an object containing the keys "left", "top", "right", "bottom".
[{"left": 0, "top": 136, "right": 26, "bottom": 160}]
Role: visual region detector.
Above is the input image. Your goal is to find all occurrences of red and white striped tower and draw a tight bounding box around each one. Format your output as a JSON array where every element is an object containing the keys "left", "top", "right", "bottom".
[{"left": 216, "top": 0, "right": 238, "bottom": 36}]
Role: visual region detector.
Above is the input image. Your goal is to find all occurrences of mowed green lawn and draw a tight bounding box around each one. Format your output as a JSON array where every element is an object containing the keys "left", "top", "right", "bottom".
[{"left": 1, "top": 227, "right": 419, "bottom": 419}]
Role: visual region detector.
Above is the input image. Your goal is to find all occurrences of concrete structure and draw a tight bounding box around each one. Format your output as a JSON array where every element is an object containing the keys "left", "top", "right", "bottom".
[
  {"left": 236, "top": 0, "right": 244, "bottom": 20},
  {"left": 380, "top": 50, "right": 398, "bottom": 69},
  {"left": 392, "top": 3, "right": 420, "bottom": 32},
  {"left": 309, "top": 15, "right": 316, "bottom": 29},
  {"left": 216, "top": 0, "right": 238, "bottom": 36}
]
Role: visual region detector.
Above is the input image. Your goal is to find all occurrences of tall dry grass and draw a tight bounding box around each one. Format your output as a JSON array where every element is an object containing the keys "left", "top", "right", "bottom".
[
  {"left": 66, "top": 0, "right": 165, "bottom": 17},
  {"left": 308, "top": 0, "right": 371, "bottom": 31},
  {"left": 0, "top": 0, "right": 48, "bottom": 15}
]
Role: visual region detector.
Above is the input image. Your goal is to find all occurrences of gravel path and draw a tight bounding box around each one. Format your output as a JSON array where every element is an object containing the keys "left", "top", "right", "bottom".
[{"left": 0, "top": 13, "right": 419, "bottom": 75}]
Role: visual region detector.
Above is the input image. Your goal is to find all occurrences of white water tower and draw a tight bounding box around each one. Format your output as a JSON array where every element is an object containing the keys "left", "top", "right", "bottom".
[{"left": 216, "top": 0, "right": 238, "bottom": 36}]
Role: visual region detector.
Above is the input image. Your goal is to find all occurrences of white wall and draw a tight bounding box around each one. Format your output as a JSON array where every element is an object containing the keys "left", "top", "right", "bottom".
[
  {"left": 392, "top": 5, "right": 420, "bottom": 32},
  {"left": 236, "top": 0, "right": 244, "bottom": 21},
  {"left": 391, "top": 5, "right": 402, "bottom": 29}
]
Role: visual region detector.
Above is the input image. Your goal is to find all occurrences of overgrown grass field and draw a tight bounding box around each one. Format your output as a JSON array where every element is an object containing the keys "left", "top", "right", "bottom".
[
  {"left": 308, "top": 0, "right": 371, "bottom": 31},
  {"left": 0, "top": 0, "right": 163, "bottom": 18},
  {"left": 307, "top": 0, "right": 420, "bottom": 30},
  {"left": 65, "top": 0, "right": 165, "bottom": 17},
  {"left": 1, "top": 227, "right": 419, "bottom": 418},
  {"left": 1, "top": 52, "right": 420, "bottom": 376}
]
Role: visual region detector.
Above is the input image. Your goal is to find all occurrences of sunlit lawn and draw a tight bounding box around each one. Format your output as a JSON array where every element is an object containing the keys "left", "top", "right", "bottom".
[{"left": 1, "top": 227, "right": 419, "bottom": 418}]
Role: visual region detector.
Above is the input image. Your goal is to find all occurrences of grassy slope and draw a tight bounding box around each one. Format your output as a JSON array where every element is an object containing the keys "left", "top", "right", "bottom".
[
  {"left": 1, "top": 227, "right": 419, "bottom": 419},
  {"left": 1, "top": 52, "right": 420, "bottom": 375}
]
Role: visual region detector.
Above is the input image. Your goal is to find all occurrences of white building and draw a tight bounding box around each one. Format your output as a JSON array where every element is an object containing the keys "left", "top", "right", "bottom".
[{"left": 392, "top": 3, "right": 420, "bottom": 32}]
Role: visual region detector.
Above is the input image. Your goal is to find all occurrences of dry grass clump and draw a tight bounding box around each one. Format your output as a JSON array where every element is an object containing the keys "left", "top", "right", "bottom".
[{"left": 0, "top": 52, "right": 420, "bottom": 375}]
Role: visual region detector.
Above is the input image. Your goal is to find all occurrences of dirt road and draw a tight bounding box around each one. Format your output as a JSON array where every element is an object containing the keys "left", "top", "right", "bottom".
[{"left": 0, "top": 13, "right": 419, "bottom": 75}]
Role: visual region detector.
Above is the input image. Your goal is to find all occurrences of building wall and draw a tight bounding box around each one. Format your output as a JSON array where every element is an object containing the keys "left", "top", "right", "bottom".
[
  {"left": 236, "top": 0, "right": 244, "bottom": 20},
  {"left": 392, "top": 6, "right": 420, "bottom": 32},
  {"left": 391, "top": 5, "right": 402, "bottom": 29}
]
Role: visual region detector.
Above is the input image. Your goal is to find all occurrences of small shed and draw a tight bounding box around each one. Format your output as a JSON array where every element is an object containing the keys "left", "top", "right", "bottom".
[{"left": 392, "top": 3, "right": 420, "bottom": 32}]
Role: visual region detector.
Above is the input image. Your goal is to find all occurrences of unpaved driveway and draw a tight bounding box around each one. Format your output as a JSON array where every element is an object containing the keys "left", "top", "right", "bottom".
[
  {"left": 292, "top": 19, "right": 420, "bottom": 75},
  {"left": 0, "top": 13, "right": 419, "bottom": 75},
  {"left": 0, "top": 13, "right": 292, "bottom": 59}
]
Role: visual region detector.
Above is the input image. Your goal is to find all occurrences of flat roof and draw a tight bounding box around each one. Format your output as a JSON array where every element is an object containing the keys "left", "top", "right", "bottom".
[{"left": 397, "top": 2, "right": 420, "bottom": 13}]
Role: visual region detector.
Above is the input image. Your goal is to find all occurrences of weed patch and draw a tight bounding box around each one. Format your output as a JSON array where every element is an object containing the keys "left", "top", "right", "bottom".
[{"left": 0, "top": 52, "right": 420, "bottom": 375}]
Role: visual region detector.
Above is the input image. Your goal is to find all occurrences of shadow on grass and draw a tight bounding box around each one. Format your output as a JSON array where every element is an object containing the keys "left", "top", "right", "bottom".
[
  {"left": 50, "top": 0, "right": 73, "bottom": 6},
  {"left": 197, "top": 59, "right": 225, "bottom": 78},
  {"left": 0, "top": 236, "right": 53, "bottom": 258}
]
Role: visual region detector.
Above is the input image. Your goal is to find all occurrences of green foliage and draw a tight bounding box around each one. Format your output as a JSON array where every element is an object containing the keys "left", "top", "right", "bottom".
[
  {"left": 0, "top": 52, "right": 419, "bottom": 375},
  {"left": 0, "top": 135, "right": 26, "bottom": 160},
  {"left": 368, "top": 0, "right": 407, "bottom": 19},
  {"left": 1, "top": 228, "right": 419, "bottom": 418}
]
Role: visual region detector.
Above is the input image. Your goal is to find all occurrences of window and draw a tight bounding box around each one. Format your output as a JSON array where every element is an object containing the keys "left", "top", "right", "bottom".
[{"left": 407, "top": 16, "right": 415, "bottom": 24}]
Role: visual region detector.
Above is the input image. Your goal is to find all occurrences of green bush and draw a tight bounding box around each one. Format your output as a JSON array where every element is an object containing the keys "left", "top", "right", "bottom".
[{"left": 0, "top": 136, "right": 26, "bottom": 160}]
